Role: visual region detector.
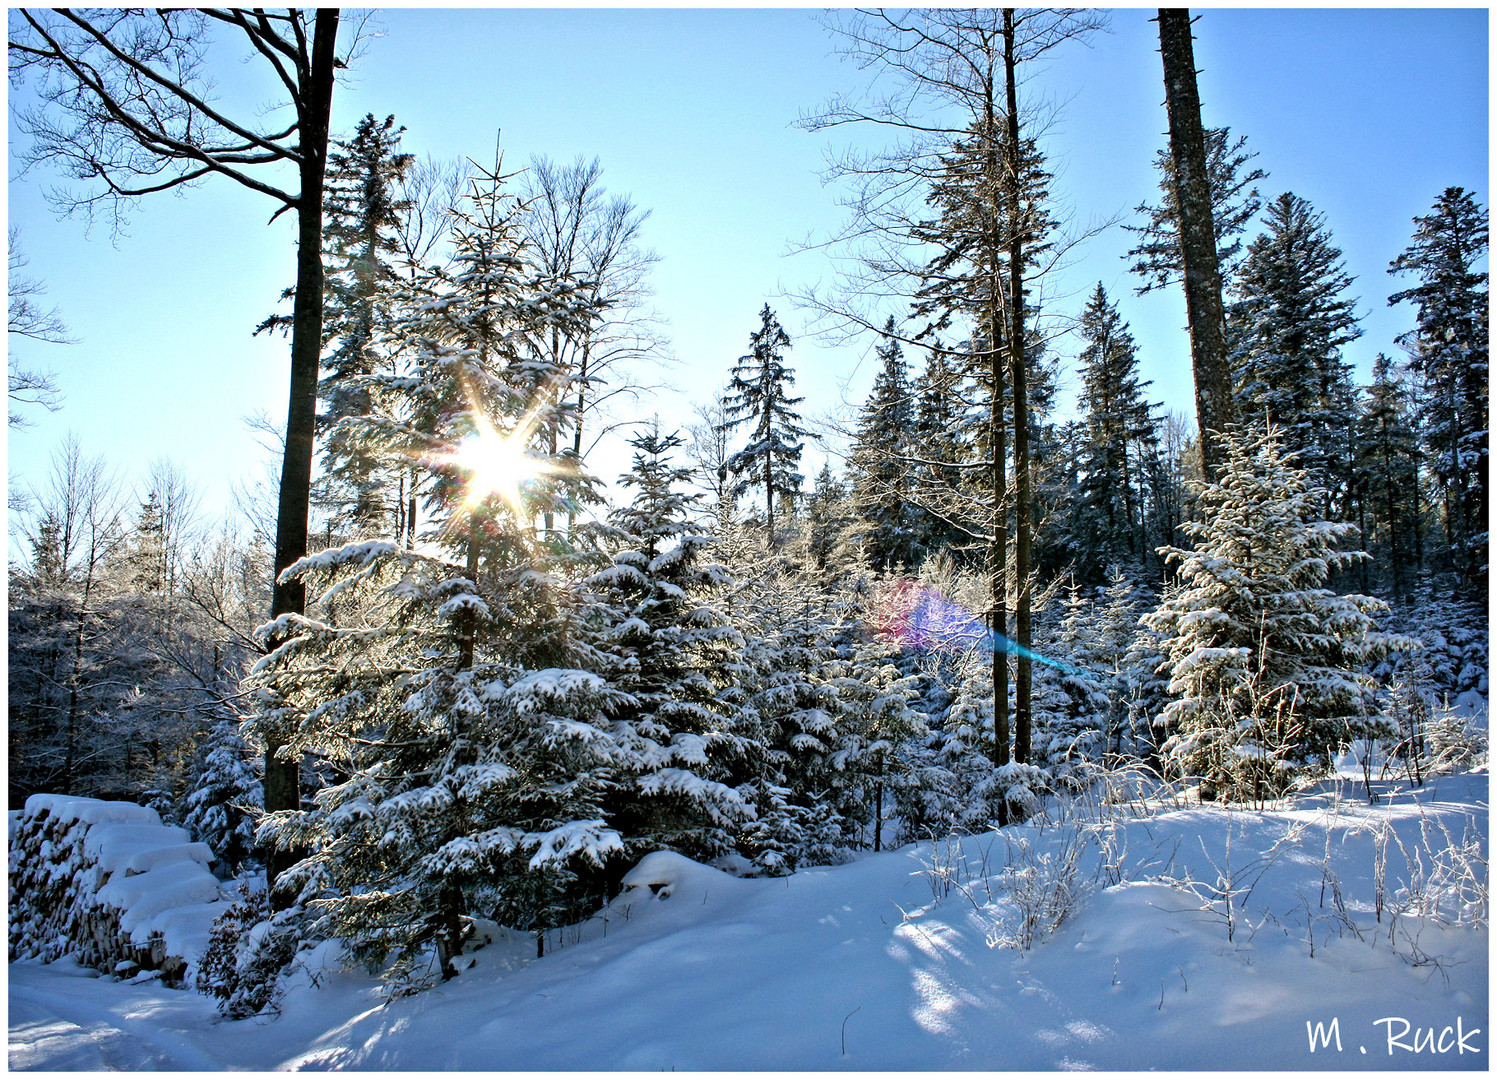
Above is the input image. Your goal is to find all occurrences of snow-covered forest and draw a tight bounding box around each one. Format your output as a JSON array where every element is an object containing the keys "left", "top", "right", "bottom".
[{"left": 7, "top": 8, "right": 1488, "bottom": 1071}]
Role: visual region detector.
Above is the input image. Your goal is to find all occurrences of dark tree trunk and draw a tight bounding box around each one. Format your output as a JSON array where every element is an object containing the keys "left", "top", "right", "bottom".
[
  {"left": 984, "top": 87, "right": 1011, "bottom": 776},
  {"left": 1003, "top": 10, "right": 1032, "bottom": 766},
  {"left": 764, "top": 443, "right": 776, "bottom": 549},
  {"left": 1157, "top": 8, "right": 1236, "bottom": 475},
  {"left": 264, "top": 8, "right": 340, "bottom": 907}
]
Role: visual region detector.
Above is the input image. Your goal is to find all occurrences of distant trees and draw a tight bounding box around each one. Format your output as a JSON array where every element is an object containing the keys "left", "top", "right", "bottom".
[
  {"left": 9, "top": 443, "right": 259, "bottom": 811},
  {"left": 719, "top": 305, "right": 807, "bottom": 548},
  {"left": 1353, "top": 354, "right": 1422, "bottom": 599},
  {"left": 805, "top": 7, "right": 1105, "bottom": 780},
  {"left": 1387, "top": 186, "right": 1489, "bottom": 592}
]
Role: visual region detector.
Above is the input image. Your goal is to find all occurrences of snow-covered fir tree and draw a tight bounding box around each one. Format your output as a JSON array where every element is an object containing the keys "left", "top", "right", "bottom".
[
  {"left": 584, "top": 422, "right": 753, "bottom": 863},
  {"left": 250, "top": 153, "right": 622, "bottom": 993},
  {"left": 731, "top": 568, "right": 850, "bottom": 872},
  {"left": 1144, "top": 423, "right": 1415, "bottom": 802},
  {"left": 181, "top": 719, "right": 264, "bottom": 874}
]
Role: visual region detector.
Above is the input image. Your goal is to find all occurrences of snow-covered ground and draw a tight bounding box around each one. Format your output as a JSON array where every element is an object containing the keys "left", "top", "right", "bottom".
[{"left": 9, "top": 770, "right": 1487, "bottom": 1071}]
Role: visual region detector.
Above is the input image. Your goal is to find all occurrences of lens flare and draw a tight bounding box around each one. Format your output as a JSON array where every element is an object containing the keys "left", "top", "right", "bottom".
[
  {"left": 452, "top": 421, "right": 532, "bottom": 514},
  {"left": 870, "top": 579, "right": 1085, "bottom": 676}
]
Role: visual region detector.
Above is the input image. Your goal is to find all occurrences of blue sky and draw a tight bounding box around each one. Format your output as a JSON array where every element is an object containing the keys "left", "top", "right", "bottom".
[{"left": 6, "top": 7, "right": 1488, "bottom": 537}]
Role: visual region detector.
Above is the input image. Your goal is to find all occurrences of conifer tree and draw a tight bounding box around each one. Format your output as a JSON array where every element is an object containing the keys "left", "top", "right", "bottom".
[
  {"left": 1387, "top": 186, "right": 1489, "bottom": 592},
  {"left": 849, "top": 319, "right": 922, "bottom": 571},
  {"left": 909, "top": 346, "right": 968, "bottom": 558},
  {"left": 584, "top": 423, "right": 752, "bottom": 862},
  {"left": 1228, "top": 192, "right": 1361, "bottom": 513},
  {"left": 182, "top": 720, "right": 264, "bottom": 874},
  {"left": 317, "top": 114, "right": 414, "bottom": 536},
  {"left": 800, "top": 463, "right": 862, "bottom": 575},
  {"left": 1124, "top": 126, "right": 1266, "bottom": 294},
  {"left": 720, "top": 305, "right": 807, "bottom": 548},
  {"left": 1070, "top": 285, "right": 1160, "bottom": 581},
  {"left": 1144, "top": 423, "right": 1412, "bottom": 802},
  {"left": 251, "top": 155, "right": 618, "bottom": 991}
]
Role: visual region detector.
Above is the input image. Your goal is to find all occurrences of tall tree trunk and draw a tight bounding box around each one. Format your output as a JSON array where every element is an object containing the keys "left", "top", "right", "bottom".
[
  {"left": 1003, "top": 10, "right": 1032, "bottom": 766},
  {"left": 984, "top": 82, "right": 1011, "bottom": 776},
  {"left": 264, "top": 8, "right": 339, "bottom": 906},
  {"left": 764, "top": 441, "right": 776, "bottom": 549},
  {"left": 1157, "top": 8, "right": 1235, "bottom": 476},
  {"left": 568, "top": 336, "right": 592, "bottom": 537}
]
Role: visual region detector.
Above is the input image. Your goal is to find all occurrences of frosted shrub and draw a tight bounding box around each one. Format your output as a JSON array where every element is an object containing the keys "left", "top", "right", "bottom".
[
  {"left": 1423, "top": 706, "right": 1487, "bottom": 775},
  {"left": 198, "top": 888, "right": 308, "bottom": 1019},
  {"left": 987, "top": 826, "right": 1089, "bottom": 950}
]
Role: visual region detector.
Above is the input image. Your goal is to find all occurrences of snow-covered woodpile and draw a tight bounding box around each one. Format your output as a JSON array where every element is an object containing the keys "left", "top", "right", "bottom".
[{"left": 8, "top": 794, "right": 228, "bottom": 983}]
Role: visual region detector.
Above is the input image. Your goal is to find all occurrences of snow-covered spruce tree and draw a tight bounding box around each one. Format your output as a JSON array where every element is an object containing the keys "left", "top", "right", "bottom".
[
  {"left": 835, "top": 623, "right": 925, "bottom": 851},
  {"left": 1032, "top": 581, "right": 1108, "bottom": 788},
  {"left": 250, "top": 153, "right": 620, "bottom": 994},
  {"left": 583, "top": 422, "right": 752, "bottom": 863},
  {"left": 719, "top": 304, "right": 807, "bottom": 549},
  {"left": 1144, "top": 423, "right": 1414, "bottom": 802},
  {"left": 1033, "top": 568, "right": 1151, "bottom": 784},
  {"left": 1091, "top": 567, "right": 1152, "bottom": 760},
  {"left": 181, "top": 719, "right": 264, "bottom": 874},
  {"left": 1387, "top": 186, "right": 1489, "bottom": 592},
  {"left": 730, "top": 568, "right": 850, "bottom": 872},
  {"left": 849, "top": 318, "right": 922, "bottom": 571}
]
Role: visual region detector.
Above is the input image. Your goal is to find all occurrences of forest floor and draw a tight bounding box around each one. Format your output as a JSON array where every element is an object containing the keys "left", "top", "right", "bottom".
[{"left": 9, "top": 767, "right": 1488, "bottom": 1071}]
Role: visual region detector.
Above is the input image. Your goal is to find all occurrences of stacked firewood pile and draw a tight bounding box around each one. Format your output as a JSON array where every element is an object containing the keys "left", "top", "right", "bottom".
[{"left": 9, "top": 795, "right": 226, "bottom": 984}]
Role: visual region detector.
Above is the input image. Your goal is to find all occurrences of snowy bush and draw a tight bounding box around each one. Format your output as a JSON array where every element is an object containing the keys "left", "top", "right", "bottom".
[
  {"left": 1422, "top": 706, "right": 1488, "bottom": 774},
  {"left": 197, "top": 885, "right": 309, "bottom": 1018},
  {"left": 988, "top": 826, "right": 1090, "bottom": 950},
  {"left": 9, "top": 794, "right": 227, "bottom": 983}
]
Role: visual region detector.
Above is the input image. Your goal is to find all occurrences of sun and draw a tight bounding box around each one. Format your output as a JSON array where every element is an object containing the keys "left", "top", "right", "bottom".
[{"left": 452, "top": 423, "right": 534, "bottom": 514}]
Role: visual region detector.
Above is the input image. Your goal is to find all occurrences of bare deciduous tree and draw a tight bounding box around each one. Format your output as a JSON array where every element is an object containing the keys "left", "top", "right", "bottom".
[
  {"left": 9, "top": 7, "right": 362, "bottom": 898},
  {"left": 800, "top": 7, "right": 1104, "bottom": 777},
  {"left": 7, "top": 227, "right": 72, "bottom": 425}
]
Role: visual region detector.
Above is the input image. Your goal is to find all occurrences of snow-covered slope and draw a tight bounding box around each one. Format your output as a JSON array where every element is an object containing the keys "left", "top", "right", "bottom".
[{"left": 9, "top": 772, "right": 1488, "bottom": 1070}]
